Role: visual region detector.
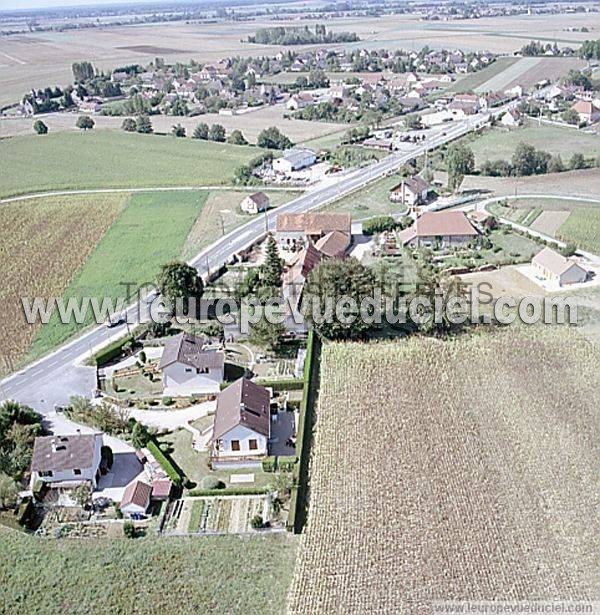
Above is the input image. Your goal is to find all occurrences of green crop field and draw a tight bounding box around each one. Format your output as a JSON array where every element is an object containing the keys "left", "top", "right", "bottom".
[
  {"left": 0, "top": 131, "right": 260, "bottom": 198},
  {"left": 557, "top": 207, "right": 600, "bottom": 254},
  {"left": 470, "top": 120, "right": 600, "bottom": 166},
  {"left": 28, "top": 191, "right": 206, "bottom": 359},
  {"left": 0, "top": 527, "right": 296, "bottom": 614}
]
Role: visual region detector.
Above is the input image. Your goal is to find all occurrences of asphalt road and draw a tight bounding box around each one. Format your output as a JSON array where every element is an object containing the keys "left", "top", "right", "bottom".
[{"left": 0, "top": 110, "right": 491, "bottom": 417}]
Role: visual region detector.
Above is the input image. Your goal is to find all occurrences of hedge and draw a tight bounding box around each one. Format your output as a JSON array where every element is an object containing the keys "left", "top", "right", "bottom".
[
  {"left": 147, "top": 440, "right": 183, "bottom": 487},
  {"left": 261, "top": 455, "right": 298, "bottom": 473},
  {"left": 262, "top": 456, "right": 277, "bottom": 472},
  {"left": 287, "top": 329, "right": 321, "bottom": 533},
  {"left": 92, "top": 335, "right": 134, "bottom": 367},
  {"left": 187, "top": 486, "right": 269, "bottom": 497},
  {"left": 253, "top": 377, "right": 304, "bottom": 391}
]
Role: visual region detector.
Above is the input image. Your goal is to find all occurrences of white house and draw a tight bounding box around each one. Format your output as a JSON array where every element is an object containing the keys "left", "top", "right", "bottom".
[
  {"left": 286, "top": 92, "right": 314, "bottom": 110},
  {"left": 398, "top": 210, "right": 480, "bottom": 248},
  {"left": 30, "top": 433, "right": 103, "bottom": 490},
  {"left": 210, "top": 378, "right": 271, "bottom": 466},
  {"left": 389, "top": 176, "right": 429, "bottom": 207},
  {"left": 120, "top": 479, "right": 153, "bottom": 518},
  {"left": 532, "top": 247, "right": 588, "bottom": 286},
  {"left": 571, "top": 100, "right": 600, "bottom": 124},
  {"left": 158, "top": 332, "right": 224, "bottom": 395},
  {"left": 501, "top": 108, "right": 522, "bottom": 127},
  {"left": 272, "top": 148, "right": 317, "bottom": 174},
  {"left": 240, "top": 191, "right": 270, "bottom": 214}
]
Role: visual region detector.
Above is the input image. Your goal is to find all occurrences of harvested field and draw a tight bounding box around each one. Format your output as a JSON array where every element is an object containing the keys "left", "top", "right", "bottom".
[
  {"left": 1, "top": 12, "right": 598, "bottom": 106},
  {"left": 0, "top": 194, "right": 126, "bottom": 375},
  {"left": 115, "top": 45, "right": 189, "bottom": 54},
  {"left": 462, "top": 168, "right": 600, "bottom": 199},
  {"left": 529, "top": 210, "right": 571, "bottom": 236},
  {"left": 446, "top": 56, "right": 519, "bottom": 93},
  {"left": 0, "top": 105, "right": 349, "bottom": 144},
  {"left": 288, "top": 329, "right": 600, "bottom": 612}
]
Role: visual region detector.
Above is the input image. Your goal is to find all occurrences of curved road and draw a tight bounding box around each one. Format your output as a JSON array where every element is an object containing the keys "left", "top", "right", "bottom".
[{"left": 0, "top": 110, "right": 495, "bottom": 417}]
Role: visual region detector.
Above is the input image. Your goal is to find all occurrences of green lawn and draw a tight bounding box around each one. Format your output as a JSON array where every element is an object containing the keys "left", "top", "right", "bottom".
[
  {"left": 0, "top": 131, "right": 260, "bottom": 198},
  {"left": 319, "top": 174, "right": 408, "bottom": 218},
  {"left": 470, "top": 120, "right": 600, "bottom": 165},
  {"left": 28, "top": 191, "right": 206, "bottom": 358},
  {"left": 557, "top": 208, "right": 600, "bottom": 254},
  {"left": 0, "top": 526, "right": 296, "bottom": 614}
]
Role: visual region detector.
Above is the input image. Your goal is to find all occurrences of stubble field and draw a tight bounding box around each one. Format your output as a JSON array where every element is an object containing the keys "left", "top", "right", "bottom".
[{"left": 288, "top": 328, "right": 600, "bottom": 612}]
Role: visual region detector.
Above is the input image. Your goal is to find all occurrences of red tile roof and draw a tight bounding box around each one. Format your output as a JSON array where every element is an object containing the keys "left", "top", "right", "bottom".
[
  {"left": 121, "top": 479, "right": 152, "bottom": 510},
  {"left": 415, "top": 211, "right": 479, "bottom": 237}
]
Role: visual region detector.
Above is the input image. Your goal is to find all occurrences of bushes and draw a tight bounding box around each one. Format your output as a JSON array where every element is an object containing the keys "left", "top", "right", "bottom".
[
  {"left": 262, "top": 457, "right": 277, "bottom": 473},
  {"left": 101, "top": 446, "right": 114, "bottom": 470},
  {"left": 187, "top": 486, "right": 269, "bottom": 497},
  {"left": 253, "top": 378, "right": 304, "bottom": 391},
  {"left": 362, "top": 216, "right": 399, "bottom": 236},
  {"left": 91, "top": 335, "right": 134, "bottom": 367},
  {"left": 123, "top": 521, "right": 136, "bottom": 538},
  {"left": 201, "top": 476, "right": 225, "bottom": 490},
  {"left": 250, "top": 514, "right": 263, "bottom": 529},
  {"left": 147, "top": 440, "right": 183, "bottom": 487},
  {"left": 278, "top": 456, "right": 298, "bottom": 473}
]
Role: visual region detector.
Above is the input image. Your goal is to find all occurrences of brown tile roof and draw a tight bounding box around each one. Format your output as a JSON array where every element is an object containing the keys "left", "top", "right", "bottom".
[
  {"left": 121, "top": 479, "right": 152, "bottom": 510},
  {"left": 402, "top": 176, "right": 428, "bottom": 195},
  {"left": 314, "top": 230, "right": 351, "bottom": 257},
  {"left": 31, "top": 434, "right": 100, "bottom": 473},
  {"left": 532, "top": 247, "right": 585, "bottom": 276},
  {"left": 246, "top": 191, "right": 269, "bottom": 207},
  {"left": 276, "top": 213, "right": 352, "bottom": 235},
  {"left": 152, "top": 478, "right": 172, "bottom": 499},
  {"left": 213, "top": 378, "right": 270, "bottom": 440},
  {"left": 571, "top": 100, "right": 600, "bottom": 115},
  {"left": 158, "top": 332, "right": 224, "bottom": 371},
  {"left": 415, "top": 211, "right": 479, "bottom": 237}
]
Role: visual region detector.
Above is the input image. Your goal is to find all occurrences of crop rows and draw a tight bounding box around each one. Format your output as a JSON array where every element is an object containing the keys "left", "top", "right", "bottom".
[
  {"left": 0, "top": 194, "right": 126, "bottom": 374},
  {"left": 288, "top": 327, "right": 600, "bottom": 613}
]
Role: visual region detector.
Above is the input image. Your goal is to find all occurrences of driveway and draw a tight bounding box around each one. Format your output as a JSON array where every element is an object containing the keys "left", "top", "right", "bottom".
[{"left": 129, "top": 400, "right": 216, "bottom": 430}]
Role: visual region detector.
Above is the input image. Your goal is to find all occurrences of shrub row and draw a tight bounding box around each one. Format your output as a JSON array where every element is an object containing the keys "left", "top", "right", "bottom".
[
  {"left": 92, "top": 335, "right": 134, "bottom": 367},
  {"left": 262, "top": 455, "right": 298, "bottom": 473},
  {"left": 147, "top": 440, "right": 183, "bottom": 487},
  {"left": 253, "top": 378, "right": 304, "bottom": 391},
  {"left": 187, "top": 486, "right": 269, "bottom": 497}
]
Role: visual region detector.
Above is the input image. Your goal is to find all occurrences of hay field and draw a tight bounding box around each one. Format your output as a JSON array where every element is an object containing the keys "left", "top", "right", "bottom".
[
  {"left": 0, "top": 194, "right": 127, "bottom": 375},
  {"left": 0, "top": 105, "right": 349, "bottom": 143},
  {"left": 0, "top": 131, "right": 258, "bottom": 197},
  {"left": 288, "top": 329, "right": 600, "bottom": 612},
  {"left": 557, "top": 207, "right": 600, "bottom": 254},
  {"left": 1, "top": 11, "right": 598, "bottom": 106}
]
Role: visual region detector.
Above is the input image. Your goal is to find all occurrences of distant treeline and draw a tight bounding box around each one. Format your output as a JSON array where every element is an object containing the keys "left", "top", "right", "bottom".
[{"left": 247, "top": 24, "right": 359, "bottom": 46}]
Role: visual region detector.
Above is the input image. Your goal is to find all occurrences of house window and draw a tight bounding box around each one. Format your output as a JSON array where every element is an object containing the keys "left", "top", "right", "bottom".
[
  {"left": 248, "top": 439, "right": 258, "bottom": 451},
  {"left": 73, "top": 469, "right": 82, "bottom": 476},
  {"left": 185, "top": 368, "right": 193, "bottom": 373},
  {"left": 231, "top": 440, "right": 240, "bottom": 452},
  {"left": 39, "top": 470, "right": 53, "bottom": 478}
]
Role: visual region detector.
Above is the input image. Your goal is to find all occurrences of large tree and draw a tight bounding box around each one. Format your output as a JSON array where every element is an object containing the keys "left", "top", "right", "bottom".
[
  {"left": 511, "top": 143, "right": 550, "bottom": 176},
  {"left": 121, "top": 117, "right": 136, "bottom": 132},
  {"left": 209, "top": 123, "right": 226, "bottom": 142},
  {"left": 303, "top": 258, "right": 376, "bottom": 340},
  {"left": 257, "top": 126, "right": 293, "bottom": 150},
  {"left": 192, "top": 122, "right": 209, "bottom": 140},
  {"left": 261, "top": 236, "right": 284, "bottom": 290},
  {"left": 135, "top": 114, "right": 153, "bottom": 134},
  {"left": 446, "top": 143, "right": 474, "bottom": 191},
  {"left": 227, "top": 129, "right": 248, "bottom": 145},
  {"left": 157, "top": 261, "right": 204, "bottom": 315},
  {"left": 76, "top": 115, "right": 95, "bottom": 131}
]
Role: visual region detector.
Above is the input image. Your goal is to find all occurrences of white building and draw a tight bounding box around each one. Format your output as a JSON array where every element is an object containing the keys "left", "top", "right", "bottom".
[
  {"left": 389, "top": 176, "right": 429, "bottom": 207},
  {"left": 30, "top": 433, "right": 103, "bottom": 490},
  {"left": 120, "top": 479, "right": 153, "bottom": 518},
  {"left": 286, "top": 92, "right": 314, "bottom": 110},
  {"left": 500, "top": 108, "right": 522, "bottom": 127},
  {"left": 532, "top": 247, "right": 588, "bottom": 286},
  {"left": 210, "top": 378, "right": 271, "bottom": 466},
  {"left": 273, "top": 148, "right": 317, "bottom": 174},
  {"left": 158, "top": 332, "right": 224, "bottom": 395},
  {"left": 240, "top": 191, "right": 270, "bottom": 214}
]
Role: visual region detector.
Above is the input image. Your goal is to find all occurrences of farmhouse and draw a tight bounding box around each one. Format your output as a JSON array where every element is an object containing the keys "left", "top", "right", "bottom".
[
  {"left": 398, "top": 211, "right": 479, "bottom": 248},
  {"left": 240, "top": 191, "right": 269, "bottom": 214},
  {"left": 120, "top": 479, "right": 153, "bottom": 518},
  {"left": 287, "top": 92, "right": 314, "bottom": 110},
  {"left": 531, "top": 247, "right": 588, "bottom": 286},
  {"left": 158, "top": 332, "right": 224, "bottom": 395},
  {"left": 276, "top": 212, "right": 352, "bottom": 250},
  {"left": 389, "top": 176, "right": 429, "bottom": 207},
  {"left": 570, "top": 100, "right": 600, "bottom": 124},
  {"left": 211, "top": 378, "right": 271, "bottom": 465},
  {"left": 500, "top": 108, "right": 522, "bottom": 127},
  {"left": 314, "top": 230, "right": 351, "bottom": 257},
  {"left": 273, "top": 148, "right": 317, "bottom": 174},
  {"left": 30, "top": 433, "right": 102, "bottom": 491}
]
